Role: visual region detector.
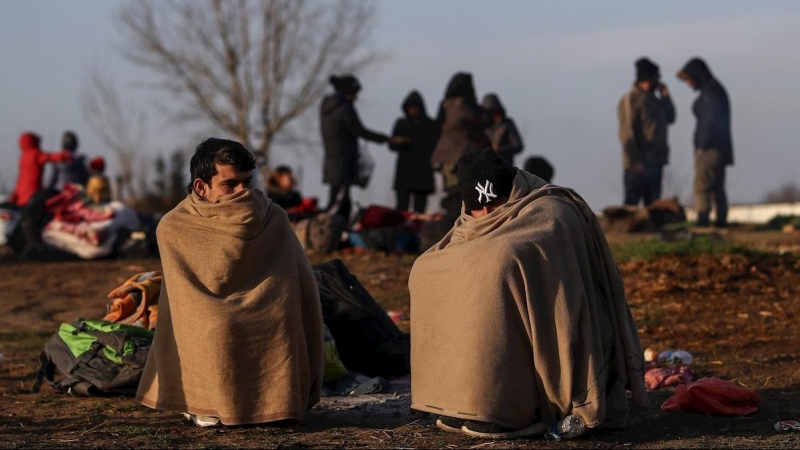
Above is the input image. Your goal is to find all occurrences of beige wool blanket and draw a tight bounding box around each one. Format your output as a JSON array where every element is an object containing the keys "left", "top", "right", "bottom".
[
  {"left": 409, "top": 170, "right": 646, "bottom": 430},
  {"left": 136, "top": 189, "right": 323, "bottom": 425}
]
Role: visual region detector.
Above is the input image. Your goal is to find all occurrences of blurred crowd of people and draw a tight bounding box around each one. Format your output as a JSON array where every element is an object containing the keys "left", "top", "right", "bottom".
[
  {"left": 313, "top": 73, "right": 554, "bottom": 222},
  {"left": 297, "top": 56, "right": 731, "bottom": 227},
  {"left": 2, "top": 131, "right": 111, "bottom": 258},
  {"left": 3, "top": 55, "right": 733, "bottom": 259},
  {"left": 617, "top": 57, "right": 733, "bottom": 227}
]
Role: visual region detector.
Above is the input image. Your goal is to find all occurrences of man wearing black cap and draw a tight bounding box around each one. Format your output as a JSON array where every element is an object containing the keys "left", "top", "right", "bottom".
[
  {"left": 409, "top": 148, "right": 646, "bottom": 440},
  {"left": 320, "top": 74, "right": 391, "bottom": 219},
  {"left": 617, "top": 57, "right": 676, "bottom": 207},
  {"left": 456, "top": 148, "right": 517, "bottom": 217}
]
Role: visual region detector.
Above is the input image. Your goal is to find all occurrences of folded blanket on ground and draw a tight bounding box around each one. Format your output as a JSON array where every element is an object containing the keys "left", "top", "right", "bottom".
[
  {"left": 409, "top": 170, "right": 647, "bottom": 430},
  {"left": 104, "top": 271, "right": 162, "bottom": 330},
  {"left": 136, "top": 189, "right": 324, "bottom": 425}
]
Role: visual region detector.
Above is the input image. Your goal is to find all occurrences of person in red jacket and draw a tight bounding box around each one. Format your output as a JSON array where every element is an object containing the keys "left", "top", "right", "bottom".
[
  {"left": 7, "top": 132, "right": 71, "bottom": 259},
  {"left": 9, "top": 132, "right": 72, "bottom": 207}
]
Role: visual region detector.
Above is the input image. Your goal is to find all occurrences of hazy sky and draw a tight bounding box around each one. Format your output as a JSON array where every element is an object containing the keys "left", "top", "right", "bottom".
[{"left": 1, "top": 0, "right": 799, "bottom": 210}]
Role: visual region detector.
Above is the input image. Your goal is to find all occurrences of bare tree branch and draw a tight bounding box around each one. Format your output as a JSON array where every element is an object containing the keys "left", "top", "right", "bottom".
[
  {"left": 117, "top": 0, "right": 383, "bottom": 175},
  {"left": 80, "top": 72, "right": 146, "bottom": 202}
]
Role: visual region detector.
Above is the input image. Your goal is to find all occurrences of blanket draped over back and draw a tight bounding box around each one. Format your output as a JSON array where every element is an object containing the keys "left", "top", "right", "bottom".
[
  {"left": 136, "top": 189, "right": 324, "bottom": 425},
  {"left": 409, "top": 171, "right": 646, "bottom": 430}
]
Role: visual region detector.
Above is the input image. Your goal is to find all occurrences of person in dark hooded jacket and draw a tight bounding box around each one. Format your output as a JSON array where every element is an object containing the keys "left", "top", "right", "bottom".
[
  {"left": 48, "top": 131, "right": 89, "bottom": 191},
  {"left": 389, "top": 91, "right": 440, "bottom": 213},
  {"left": 677, "top": 58, "right": 733, "bottom": 227},
  {"left": 482, "top": 93, "right": 524, "bottom": 166},
  {"left": 431, "top": 72, "right": 491, "bottom": 219},
  {"left": 320, "top": 75, "right": 390, "bottom": 219}
]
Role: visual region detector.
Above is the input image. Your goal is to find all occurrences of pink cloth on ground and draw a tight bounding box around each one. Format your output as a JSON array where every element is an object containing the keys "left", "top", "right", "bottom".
[{"left": 645, "top": 364, "right": 693, "bottom": 390}]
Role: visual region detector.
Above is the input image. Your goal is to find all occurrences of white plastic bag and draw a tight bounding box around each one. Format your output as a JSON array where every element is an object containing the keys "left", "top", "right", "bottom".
[
  {"left": 0, "top": 209, "right": 21, "bottom": 247},
  {"left": 355, "top": 146, "right": 375, "bottom": 188}
]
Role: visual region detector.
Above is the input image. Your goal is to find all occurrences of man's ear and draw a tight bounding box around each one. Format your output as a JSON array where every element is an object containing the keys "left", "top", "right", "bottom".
[{"left": 192, "top": 178, "right": 208, "bottom": 199}]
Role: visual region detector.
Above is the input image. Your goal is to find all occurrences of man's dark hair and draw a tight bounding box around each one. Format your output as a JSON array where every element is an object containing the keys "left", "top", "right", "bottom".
[
  {"left": 188, "top": 138, "right": 256, "bottom": 193},
  {"left": 274, "top": 165, "right": 293, "bottom": 175},
  {"left": 62, "top": 131, "right": 79, "bottom": 152}
]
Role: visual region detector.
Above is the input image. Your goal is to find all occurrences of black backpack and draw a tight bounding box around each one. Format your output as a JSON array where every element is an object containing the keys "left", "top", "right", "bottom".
[
  {"left": 33, "top": 319, "right": 153, "bottom": 396},
  {"left": 313, "top": 259, "right": 410, "bottom": 377}
]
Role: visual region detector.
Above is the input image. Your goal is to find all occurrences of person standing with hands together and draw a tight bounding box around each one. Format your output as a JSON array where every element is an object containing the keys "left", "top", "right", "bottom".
[{"left": 617, "top": 57, "right": 676, "bottom": 207}]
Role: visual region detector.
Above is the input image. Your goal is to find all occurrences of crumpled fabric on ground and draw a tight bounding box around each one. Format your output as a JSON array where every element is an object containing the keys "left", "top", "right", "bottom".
[
  {"left": 322, "top": 372, "right": 391, "bottom": 396},
  {"left": 645, "top": 364, "right": 693, "bottom": 390},
  {"left": 661, "top": 377, "right": 761, "bottom": 416}
]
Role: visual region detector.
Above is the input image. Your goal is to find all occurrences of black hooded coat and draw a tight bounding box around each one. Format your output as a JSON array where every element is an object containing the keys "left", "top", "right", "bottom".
[
  {"left": 389, "top": 91, "right": 440, "bottom": 193},
  {"left": 679, "top": 59, "right": 734, "bottom": 166},
  {"left": 320, "top": 93, "right": 388, "bottom": 186},
  {"left": 430, "top": 73, "right": 491, "bottom": 166},
  {"left": 482, "top": 93, "right": 524, "bottom": 164}
]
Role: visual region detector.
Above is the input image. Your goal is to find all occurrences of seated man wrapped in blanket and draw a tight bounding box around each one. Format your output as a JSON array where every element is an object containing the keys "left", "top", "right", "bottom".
[
  {"left": 136, "top": 138, "right": 324, "bottom": 428},
  {"left": 409, "top": 148, "right": 646, "bottom": 440}
]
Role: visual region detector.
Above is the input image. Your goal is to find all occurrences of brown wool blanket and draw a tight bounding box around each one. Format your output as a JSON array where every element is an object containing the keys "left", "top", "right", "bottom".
[
  {"left": 409, "top": 170, "right": 647, "bottom": 430},
  {"left": 136, "top": 189, "right": 324, "bottom": 425}
]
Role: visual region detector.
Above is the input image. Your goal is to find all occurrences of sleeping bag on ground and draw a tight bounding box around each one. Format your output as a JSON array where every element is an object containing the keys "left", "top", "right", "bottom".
[{"left": 312, "top": 259, "right": 410, "bottom": 377}]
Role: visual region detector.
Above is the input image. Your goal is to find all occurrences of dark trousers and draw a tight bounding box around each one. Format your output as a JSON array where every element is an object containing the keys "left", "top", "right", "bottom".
[
  {"left": 8, "top": 190, "right": 53, "bottom": 259},
  {"left": 396, "top": 190, "right": 429, "bottom": 214},
  {"left": 694, "top": 149, "right": 728, "bottom": 227},
  {"left": 624, "top": 164, "right": 663, "bottom": 207},
  {"left": 327, "top": 183, "right": 352, "bottom": 220}
]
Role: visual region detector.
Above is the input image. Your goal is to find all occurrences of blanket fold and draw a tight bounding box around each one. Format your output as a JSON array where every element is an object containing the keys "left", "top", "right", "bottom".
[
  {"left": 409, "top": 171, "right": 646, "bottom": 430},
  {"left": 136, "top": 189, "right": 323, "bottom": 425}
]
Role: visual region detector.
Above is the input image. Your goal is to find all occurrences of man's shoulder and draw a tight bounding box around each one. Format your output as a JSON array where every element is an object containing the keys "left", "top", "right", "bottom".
[
  {"left": 520, "top": 191, "right": 585, "bottom": 232},
  {"left": 156, "top": 199, "right": 190, "bottom": 233},
  {"left": 623, "top": 87, "right": 647, "bottom": 104}
]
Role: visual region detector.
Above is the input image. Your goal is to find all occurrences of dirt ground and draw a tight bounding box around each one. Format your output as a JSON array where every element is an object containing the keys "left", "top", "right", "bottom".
[{"left": 1, "top": 231, "right": 800, "bottom": 448}]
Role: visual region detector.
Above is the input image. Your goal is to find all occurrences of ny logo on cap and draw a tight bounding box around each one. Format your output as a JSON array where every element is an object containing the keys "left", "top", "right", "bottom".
[{"left": 475, "top": 180, "right": 497, "bottom": 204}]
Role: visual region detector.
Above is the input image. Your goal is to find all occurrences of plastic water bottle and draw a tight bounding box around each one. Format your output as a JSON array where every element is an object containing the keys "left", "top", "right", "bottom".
[
  {"left": 544, "top": 415, "right": 587, "bottom": 440},
  {"left": 657, "top": 350, "right": 693, "bottom": 365}
]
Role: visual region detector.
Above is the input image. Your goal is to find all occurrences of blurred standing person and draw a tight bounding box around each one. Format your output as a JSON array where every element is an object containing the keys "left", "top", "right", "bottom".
[
  {"left": 48, "top": 131, "right": 89, "bottom": 191},
  {"left": 8, "top": 132, "right": 72, "bottom": 259},
  {"left": 320, "top": 75, "right": 390, "bottom": 219},
  {"left": 482, "top": 93, "right": 524, "bottom": 166},
  {"left": 389, "top": 91, "right": 440, "bottom": 213},
  {"left": 431, "top": 72, "right": 491, "bottom": 220},
  {"left": 677, "top": 58, "right": 734, "bottom": 228},
  {"left": 617, "top": 57, "right": 676, "bottom": 207},
  {"left": 9, "top": 132, "right": 71, "bottom": 208}
]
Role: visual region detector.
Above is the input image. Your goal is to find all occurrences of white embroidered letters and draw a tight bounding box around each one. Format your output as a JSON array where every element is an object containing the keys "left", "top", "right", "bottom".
[{"left": 475, "top": 180, "right": 497, "bottom": 204}]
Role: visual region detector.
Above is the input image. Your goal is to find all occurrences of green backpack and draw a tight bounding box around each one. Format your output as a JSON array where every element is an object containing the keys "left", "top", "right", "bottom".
[{"left": 33, "top": 319, "right": 154, "bottom": 396}]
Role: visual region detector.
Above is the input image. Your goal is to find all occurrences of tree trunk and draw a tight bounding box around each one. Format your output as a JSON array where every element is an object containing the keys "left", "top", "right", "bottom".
[{"left": 252, "top": 145, "right": 271, "bottom": 192}]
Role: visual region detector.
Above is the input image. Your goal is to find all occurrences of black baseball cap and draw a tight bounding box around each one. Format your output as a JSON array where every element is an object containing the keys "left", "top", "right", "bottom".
[{"left": 457, "top": 148, "right": 517, "bottom": 212}]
